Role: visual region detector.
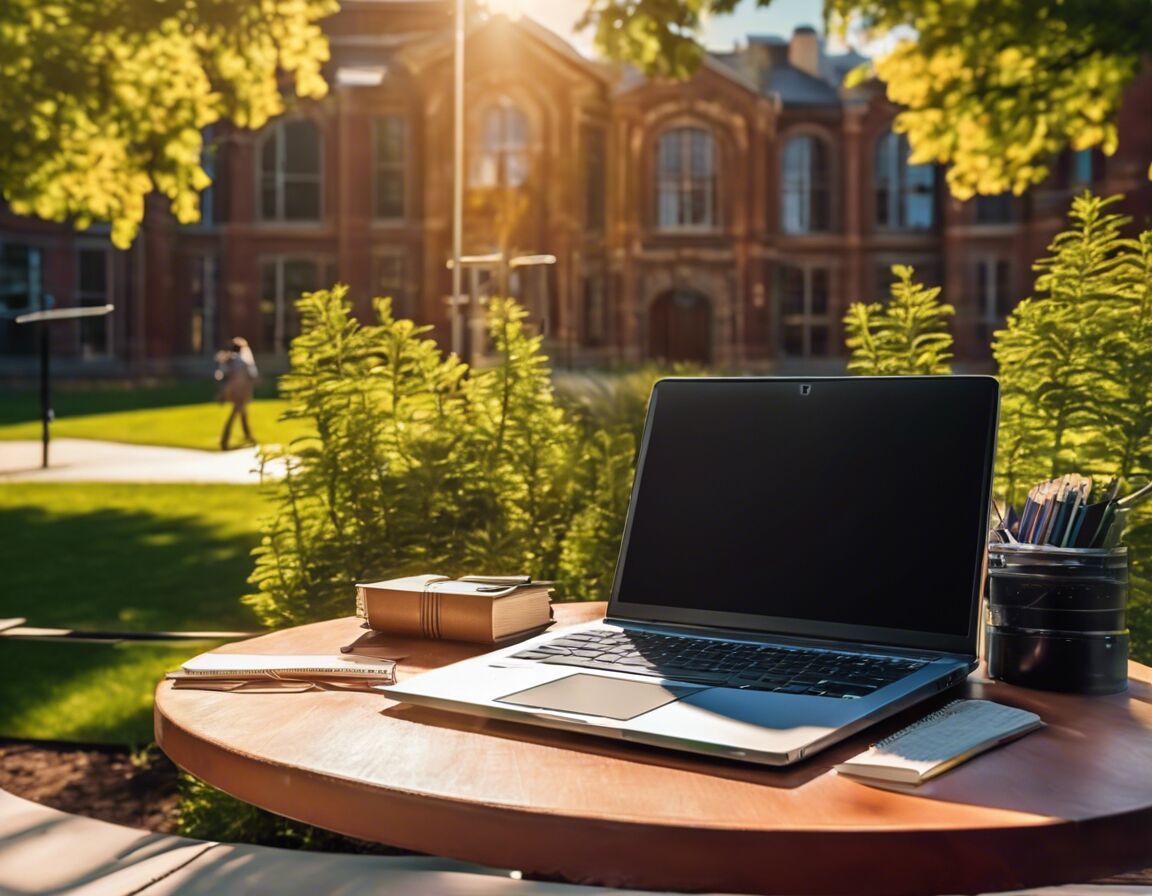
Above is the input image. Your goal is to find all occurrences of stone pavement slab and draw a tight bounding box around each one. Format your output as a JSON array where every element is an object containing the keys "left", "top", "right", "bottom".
[{"left": 0, "top": 439, "right": 285, "bottom": 484}]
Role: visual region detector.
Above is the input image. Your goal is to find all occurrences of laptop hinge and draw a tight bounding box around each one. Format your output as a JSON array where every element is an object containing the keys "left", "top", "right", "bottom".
[{"left": 602, "top": 615, "right": 969, "bottom": 662}]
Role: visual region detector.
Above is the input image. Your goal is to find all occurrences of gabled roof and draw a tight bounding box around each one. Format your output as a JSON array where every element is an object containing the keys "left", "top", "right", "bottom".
[
  {"left": 613, "top": 53, "right": 760, "bottom": 98},
  {"left": 762, "top": 65, "right": 841, "bottom": 107},
  {"left": 709, "top": 33, "right": 869, "bottom": 108}
]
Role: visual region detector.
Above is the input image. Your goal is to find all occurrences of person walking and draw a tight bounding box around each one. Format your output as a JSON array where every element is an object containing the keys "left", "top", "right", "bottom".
[{"left": 215, "top": 337, "right": 258, "bottom": 450}]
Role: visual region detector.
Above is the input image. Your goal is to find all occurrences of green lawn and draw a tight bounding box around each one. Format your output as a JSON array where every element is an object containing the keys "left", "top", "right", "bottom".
[
  {"left": 0, "top": 382, "right": 311, "bottom": 451},
  {"left": 0, "top": 483, "right": 273, "bottom": 743}
]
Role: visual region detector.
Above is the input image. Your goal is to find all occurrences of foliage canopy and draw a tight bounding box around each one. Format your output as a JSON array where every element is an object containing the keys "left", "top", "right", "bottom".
[
  {"left": 580, "top": 0, "right": 1152, "bottom": 197},
  {"left": 0, "top": 0, "right": 335, "bottom": 247}
]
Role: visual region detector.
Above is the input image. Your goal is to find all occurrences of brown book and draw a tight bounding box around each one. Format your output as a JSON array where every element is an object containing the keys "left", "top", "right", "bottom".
[{"left": 355, "top": 574, "right": 553, "bottom": 643}]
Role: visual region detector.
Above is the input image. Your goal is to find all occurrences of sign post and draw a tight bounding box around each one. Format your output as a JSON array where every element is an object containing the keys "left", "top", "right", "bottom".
[{"left": 15, "top": 304, "right": 114, "bottom": 468}]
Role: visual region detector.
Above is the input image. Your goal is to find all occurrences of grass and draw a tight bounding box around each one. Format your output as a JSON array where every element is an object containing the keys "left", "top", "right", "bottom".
[
  {"left": 0, "top": 382, "right": 311, "bottom": 451},
  {"left": 0, "top": 483, "right": 273, "bottom": 743}
]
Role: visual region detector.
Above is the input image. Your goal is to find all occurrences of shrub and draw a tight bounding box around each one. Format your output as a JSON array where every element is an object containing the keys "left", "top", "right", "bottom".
[
  {"left": 245, "top": 289, "right": 642, "bottom": 628},
  {"left": 994, "top": 193, "right": 1152, "bottom": 659},
  {"left": 843, "top": 265, "right": 955, "bottom": 376}
]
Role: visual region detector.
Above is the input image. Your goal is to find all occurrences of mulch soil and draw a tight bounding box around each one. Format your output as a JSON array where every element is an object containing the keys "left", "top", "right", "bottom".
[{"left": 0, "top": 739, "right": 181, "bottom": 833}]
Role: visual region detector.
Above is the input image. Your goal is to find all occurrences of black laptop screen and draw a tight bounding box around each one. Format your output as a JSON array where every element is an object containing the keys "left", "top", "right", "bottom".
[{"left": 611, "top": 377, "right": 998, "bottom": 643}]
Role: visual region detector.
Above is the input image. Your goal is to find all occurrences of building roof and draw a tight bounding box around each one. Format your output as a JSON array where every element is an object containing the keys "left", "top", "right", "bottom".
[
  {"left": 761, "top": 64, "right": 841, "bottom": 106},
  {"left": 711, "top": 31, "right": 869, "bottom": 108}
]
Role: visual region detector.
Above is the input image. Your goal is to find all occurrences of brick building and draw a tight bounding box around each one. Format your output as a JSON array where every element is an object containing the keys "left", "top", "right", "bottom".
[{"left": 2, "top": 0, "right": 1150, "bottom": 374}]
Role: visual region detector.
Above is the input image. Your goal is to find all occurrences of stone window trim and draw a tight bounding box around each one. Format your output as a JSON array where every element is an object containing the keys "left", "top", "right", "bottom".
[{"left": 652, "top": 123, "right": 721, "bottom": 234}]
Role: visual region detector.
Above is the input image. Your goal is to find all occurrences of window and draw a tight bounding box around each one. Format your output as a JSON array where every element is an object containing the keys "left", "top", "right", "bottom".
[
  {"left": 77, "top": 248, "right": 111, "bottom": 357},
  {"left": 372, "top": 253, "right": 410, "bottom": 318},
  {"left": 974, "top": 194, "right": 1015, "bottom": 225},
  {"left": 656, "top": 127, "right": 717, "bottom": 230},
  {"left": 0, "top": 243, "right": 43, "bottom": 313},
  {"left": 259, "top": 120, "right": 322, "bottom": 221},
  {"left": 781, "top": 136, "right": 831, "bottom": 234},
  {"left": 1070, "top": 148, "right": 1095, "bottom": 187},
  {"left": 260, "top": 258, "right": 325, "bottom": 354},
  {"left": 583, "top": 125, "right": 607, "bottom": 233},
  {"left": 875, "top": 131, "right": 935, "bottom": 230},
  {"left": 189, "top": 254, "right": 219, "bottom": 355},
  {"left": 582, "top": 271, "right": 607, "bottom": 346},
  {"left": 473, "top": 101, "right": 529, "bottom": 187},
  {"left": 975, "top": 259, "right": 1013, "bottom": 344},
  {"left": 199, "top": 127, "right": 216, "bottom": 227},
  {"left": 373, "top": 116, "right": 407, "bottom": 219},
  {"left": 778, "top": 265, "right": 832, "bottom": 357}
]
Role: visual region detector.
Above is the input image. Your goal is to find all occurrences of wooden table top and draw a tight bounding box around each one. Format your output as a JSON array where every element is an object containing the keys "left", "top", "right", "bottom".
[{"left": 155, "top": 603, "right": 1152, "bottom": 895}]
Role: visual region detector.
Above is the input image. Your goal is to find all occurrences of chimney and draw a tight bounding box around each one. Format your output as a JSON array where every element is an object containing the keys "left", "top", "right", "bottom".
[{"left": 788, "top": 26, "right": 820, "bottom": 77}]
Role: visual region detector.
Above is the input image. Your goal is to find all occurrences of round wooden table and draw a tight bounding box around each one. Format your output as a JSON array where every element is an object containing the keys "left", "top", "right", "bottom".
[{"left": 155, "top": 604, "right": 1152, "bottom": 895}]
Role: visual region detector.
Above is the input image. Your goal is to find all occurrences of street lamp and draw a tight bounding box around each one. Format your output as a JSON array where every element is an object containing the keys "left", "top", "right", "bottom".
[
  {"left": 451, "top": 0, "right": 465, "bottom": 357},
  {"left": 15, "top": 304, "right": 114, "bottom": 469}
]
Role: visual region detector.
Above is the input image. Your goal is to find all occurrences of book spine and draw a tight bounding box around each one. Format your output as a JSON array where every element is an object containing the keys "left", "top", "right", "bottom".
[{"left": 360, "top": 587, "right": 494, "bottom": 642}]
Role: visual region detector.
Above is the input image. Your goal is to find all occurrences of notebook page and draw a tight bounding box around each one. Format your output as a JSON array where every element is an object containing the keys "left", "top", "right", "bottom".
[{"left": 835, "top": 699, "right": 1044, "bottom": 783}]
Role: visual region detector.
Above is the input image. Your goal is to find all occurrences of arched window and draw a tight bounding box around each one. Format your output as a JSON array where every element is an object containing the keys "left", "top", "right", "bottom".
[
  {"left": 473, "top": 100, "right": 529, "bottom": 187},
  {"left": 656, "top": 127, "right": 717, "bottom": 230},
  {"left": 875, "top": 130, "right": 935, "bottom": 230},
  {"left": 259, "top": 120, "right": 322, "bottom": 221},
  {"left": 781, "top": 136, "right": 830, "bottom": 234}
]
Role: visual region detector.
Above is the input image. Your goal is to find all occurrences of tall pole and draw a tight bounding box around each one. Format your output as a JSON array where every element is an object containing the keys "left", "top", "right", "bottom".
[
  {"left": 451, "top": 0, "right": 465, "bottom": 357},
  {"left": 39, "top": 322, "right": 50, "bottom": 469}
]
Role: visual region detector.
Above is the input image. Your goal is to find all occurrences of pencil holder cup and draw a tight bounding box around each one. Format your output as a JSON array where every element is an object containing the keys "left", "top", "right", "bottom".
[{"left": 984, "top": 543, "right": 1128, "bottom": 695}]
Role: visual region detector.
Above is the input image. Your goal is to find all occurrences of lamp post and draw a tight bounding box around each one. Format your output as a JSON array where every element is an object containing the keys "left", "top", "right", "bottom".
[
  {"left": 451, "top": 0, "right": 466, "bottom": 357},
  {"left": 15, "top": 304, "right": 114, "bottom": 468}
]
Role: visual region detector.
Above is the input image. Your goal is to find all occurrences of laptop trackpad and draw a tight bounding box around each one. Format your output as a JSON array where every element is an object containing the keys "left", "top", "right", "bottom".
[{"left": 495, "top": 674, "right": 699, "bottom": 721}]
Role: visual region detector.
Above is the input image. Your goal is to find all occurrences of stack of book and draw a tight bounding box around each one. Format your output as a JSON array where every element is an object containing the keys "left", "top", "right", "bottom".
[{"left": 355, "top": 574, "right": 553, "bottom": 644}]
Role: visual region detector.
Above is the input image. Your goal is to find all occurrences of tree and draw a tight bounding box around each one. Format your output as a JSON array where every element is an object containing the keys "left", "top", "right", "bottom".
[
  {"left": 843, "top": 265, "right": 954, "bottom": 376},
  {"left": 0, "top": 0, "right": 336, "bottom": 248},
  {"left": 580, "top": 0, "right": 1152, "bottom": 197}
]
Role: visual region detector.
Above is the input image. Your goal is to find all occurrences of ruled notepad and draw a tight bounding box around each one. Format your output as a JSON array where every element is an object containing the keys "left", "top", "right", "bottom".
[{"left": 835, "top": 699, "right": 1044, "bottom": 784}]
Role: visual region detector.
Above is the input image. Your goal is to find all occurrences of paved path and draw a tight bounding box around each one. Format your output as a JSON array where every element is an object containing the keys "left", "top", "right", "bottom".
[{"left": 0, "top": 439, "right": 285, "bottom": 484}]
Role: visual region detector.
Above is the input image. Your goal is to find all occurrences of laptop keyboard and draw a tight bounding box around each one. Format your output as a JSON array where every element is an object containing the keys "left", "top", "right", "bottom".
[{"left": 508, "top": 628, "right": 928, "bottom": 699}]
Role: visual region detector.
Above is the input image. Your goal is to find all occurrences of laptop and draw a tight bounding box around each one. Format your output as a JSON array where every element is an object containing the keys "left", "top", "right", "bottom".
[{"left": 384, "top": 376, "right": 1000, "bottom": 765}]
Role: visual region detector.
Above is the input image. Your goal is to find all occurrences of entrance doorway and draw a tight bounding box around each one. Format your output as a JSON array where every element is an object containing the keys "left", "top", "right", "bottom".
[{"left": 649, "top": 289, "right": 711, "bottom": 364}]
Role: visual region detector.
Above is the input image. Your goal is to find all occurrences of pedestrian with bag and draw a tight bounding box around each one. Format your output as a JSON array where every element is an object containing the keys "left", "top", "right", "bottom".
[{"left": 215, "top": 337, "right": 258, "bottom": 450}]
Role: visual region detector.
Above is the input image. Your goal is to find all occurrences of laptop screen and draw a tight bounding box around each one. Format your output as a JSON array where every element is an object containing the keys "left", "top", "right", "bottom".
[{"left": 609, "top": 377, "right": 998, "bottom": 653}]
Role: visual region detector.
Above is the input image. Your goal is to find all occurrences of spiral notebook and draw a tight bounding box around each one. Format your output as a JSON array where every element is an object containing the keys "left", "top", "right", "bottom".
[{"left": 835, "top": 699, "right": 1044, "bottom": 784}]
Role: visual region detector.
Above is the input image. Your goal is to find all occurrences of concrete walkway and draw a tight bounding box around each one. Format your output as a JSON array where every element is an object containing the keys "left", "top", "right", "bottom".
[{"left": 0, "top": 439, "right": 286, "bottom": 484}]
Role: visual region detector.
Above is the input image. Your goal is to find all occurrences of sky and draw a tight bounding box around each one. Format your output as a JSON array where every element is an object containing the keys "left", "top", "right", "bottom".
[{"left": 511, "top": 0, "right": 827, "bottom": 57}]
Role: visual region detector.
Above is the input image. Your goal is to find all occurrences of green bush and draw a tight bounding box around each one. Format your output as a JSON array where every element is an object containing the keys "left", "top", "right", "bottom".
[
  {"left": 843, "top": 265, "right": 955, "bottom": 376},
  {"left": 994, "top": 193, "right": 1152, "bottom": 659},
  {"left": 244, "top": 289, "right": 654, "bottom": 628}
]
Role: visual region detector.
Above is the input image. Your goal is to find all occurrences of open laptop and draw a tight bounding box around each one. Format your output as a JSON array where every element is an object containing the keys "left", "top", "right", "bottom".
[{"left": 384, "top": 376, "right": 999, "bottom": 765}]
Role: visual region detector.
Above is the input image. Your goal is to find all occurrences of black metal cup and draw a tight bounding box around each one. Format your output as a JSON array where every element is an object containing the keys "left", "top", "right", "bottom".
[{"left": 985, "top": 543, "right": 1128, "bottom": 695}]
